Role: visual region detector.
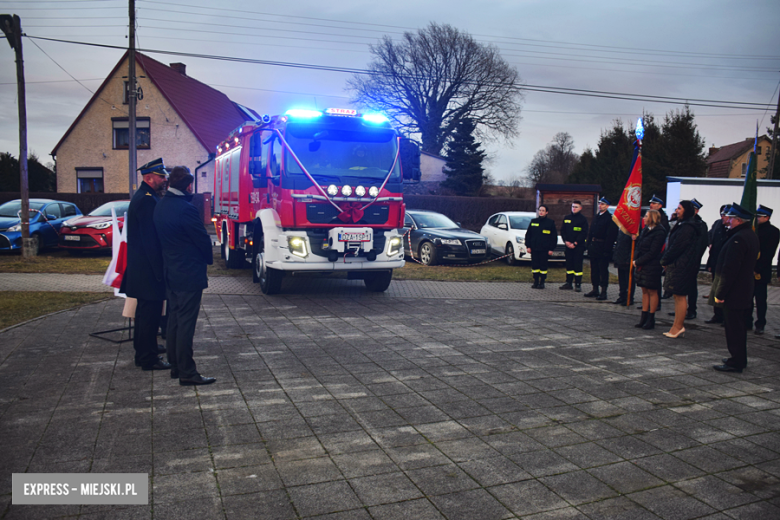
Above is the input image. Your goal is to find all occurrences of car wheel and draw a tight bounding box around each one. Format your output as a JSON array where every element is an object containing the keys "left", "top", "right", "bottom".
[
  {"left": 257, "top": 232, "right": 283, "bottom": 294},
  {"left": 505, "top": 243, "right": 516, "bottom": 265},
  {"left": 364, "top": 270, "right": 393, "bottom": 292},
  {"left": 419, "top": 241, "right": 438, "bottom": 266}
]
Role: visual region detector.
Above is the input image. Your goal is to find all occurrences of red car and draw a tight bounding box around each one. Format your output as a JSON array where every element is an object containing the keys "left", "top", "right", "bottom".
[{"left": 58, "top": 200, "right": 130, "bottom": 253}]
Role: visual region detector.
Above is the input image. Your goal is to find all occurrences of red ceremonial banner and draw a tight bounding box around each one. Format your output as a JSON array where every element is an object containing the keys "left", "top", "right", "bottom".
[{"left": 613, "top": 146, "right": 643, "bottom": 235}]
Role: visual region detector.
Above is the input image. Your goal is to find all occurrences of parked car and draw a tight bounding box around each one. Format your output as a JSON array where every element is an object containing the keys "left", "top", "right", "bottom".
[
  {"left": 401, "top": 209, "right": 488, "bottom": 265},
  {"left": 58, "top": 200, "right": 130, "bottom": 254},
  {"left": 481, "top": 211, "right": 565, "bottom": 265},
  {"left": 0, "top": 198, "right": 82, "bottom": 254}
]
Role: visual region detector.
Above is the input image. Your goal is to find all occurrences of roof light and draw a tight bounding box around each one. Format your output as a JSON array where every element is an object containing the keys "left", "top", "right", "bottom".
[
  {"left": 341, "top": 185, "right": 353, "bottom": 196},
  {"left": 368, "top": 186, "right": 379, "bottom": 197},
  {"left": 355, "top": 186, "right": 366, "bottom": 197},
  {"left": 285, "top": 109, "right": 323, "bottom": 119},
  {"left": 362, "top": 113, "right": 389, "bottom": 124},
  {"left": 327, "top": 184, "right": 338, "bottom": 196}
]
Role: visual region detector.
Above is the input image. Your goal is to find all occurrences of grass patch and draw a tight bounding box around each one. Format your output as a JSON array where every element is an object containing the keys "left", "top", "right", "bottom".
[
  {"left": 0, "top": 291, "right": 109, "bottom": 330},
  {"left": 0, "top": 249, "right": 110, "bottom": 274}
]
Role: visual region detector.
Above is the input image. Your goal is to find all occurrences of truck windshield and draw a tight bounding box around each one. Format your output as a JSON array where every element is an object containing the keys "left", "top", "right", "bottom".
[{"left": 284, "top": 121, "right": 400, "bottom": 183}]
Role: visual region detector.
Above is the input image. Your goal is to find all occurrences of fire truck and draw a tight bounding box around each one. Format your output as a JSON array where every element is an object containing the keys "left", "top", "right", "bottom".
[{"left": 212, "top": 108, "right": 406, "bottom": 294}]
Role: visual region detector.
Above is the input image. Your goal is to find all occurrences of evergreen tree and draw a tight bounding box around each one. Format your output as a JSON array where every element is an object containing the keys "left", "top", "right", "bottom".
[
  {"left": 441, "top": 118, "right": 487, "bottom": 196},
  {"left": 0, "top": 152, "right": 56, "bottom": 192}
]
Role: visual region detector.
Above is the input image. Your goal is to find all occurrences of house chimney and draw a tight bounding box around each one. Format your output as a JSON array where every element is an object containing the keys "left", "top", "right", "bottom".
[
  {"left": 170, "top": 63, "right": 186, "bottom": 75},
  {"left": 708, "top": 146, "right": 719, "bottom": 157}
]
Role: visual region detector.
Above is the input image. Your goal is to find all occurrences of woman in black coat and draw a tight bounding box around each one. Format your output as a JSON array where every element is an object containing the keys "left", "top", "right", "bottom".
[
  {"left": 660, "top": 200, "right": 700, "bottom": 338},
  {"left": 633, "top": 210, "right": 666, "bottom": 329}
]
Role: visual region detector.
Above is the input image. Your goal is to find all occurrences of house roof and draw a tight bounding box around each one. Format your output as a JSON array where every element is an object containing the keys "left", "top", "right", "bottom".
[
  {"left": 706, "top": 135, "right": 770, "bottom": 165},
  {"left": 52, "top": 51, "right": 255, "bottom": 156}
]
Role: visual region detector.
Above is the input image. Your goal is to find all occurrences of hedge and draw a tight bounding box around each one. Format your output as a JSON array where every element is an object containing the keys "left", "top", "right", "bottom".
[{"left": 404, "top": 194, "right": 535, "bottom": 231}]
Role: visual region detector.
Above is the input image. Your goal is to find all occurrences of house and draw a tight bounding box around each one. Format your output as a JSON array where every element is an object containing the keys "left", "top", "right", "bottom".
[
  {"left": 706, "top": 135, "right": 772, "bottom": 179},
  {"left": 51, "top": 52, "right": 259, "bottom": 194}
]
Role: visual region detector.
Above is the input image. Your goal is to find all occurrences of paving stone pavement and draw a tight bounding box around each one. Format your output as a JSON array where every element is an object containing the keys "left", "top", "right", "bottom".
[{"left": 2, "top": 273, "right": 780, "bottom": 519}]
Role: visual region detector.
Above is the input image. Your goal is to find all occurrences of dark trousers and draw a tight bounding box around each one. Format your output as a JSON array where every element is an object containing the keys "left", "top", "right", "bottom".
[
  {"left": 687, "top": 280, "right": 699, "bottom": 314},
  {"left": 751, "top": 282, "right": 768, "bottom": 329},
  {"left": 134, "top": 298, "right": 163, "bottom": 368},
  {"left": 590, "top": 256, "right": 610, "bottom": 289},
  {"left": 723, "top": 307, "right": 749, "bottom": 369},
  {"left": 565, "top": 248, "right": 584, "bottom": 283},
  {"left": 166, "top": 289, "right": 204, "bottom": 379},
  {"left": 617, "top": 266, "right": 636, "bottom": 301},
  {"left": 531, "top": 252, "right": 550, "bottom": 280}
]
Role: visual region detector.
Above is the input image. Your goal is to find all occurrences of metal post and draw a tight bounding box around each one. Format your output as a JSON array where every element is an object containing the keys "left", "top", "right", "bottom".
[
  {"left": 1, "top": 14, "right": 33, "bottom": 257},
  {"left": 128, "top": 0, "right": 137, "bottom": 197}
]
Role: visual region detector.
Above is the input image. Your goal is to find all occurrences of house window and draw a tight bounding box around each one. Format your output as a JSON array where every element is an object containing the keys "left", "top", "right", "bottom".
[
  {"left": 76, "top": 168, "right": 104, "bottom": 193},
  {"left": 757, "top": 146, "right": 762, "bottom": 156},
  {"left": 741, "top": 162, "right": 747, "bottom": 177},
  {"left": 123, "top": 81, "right": 129, "bottom": 105},
  {"left": 113, "top": 117, "right": 150, "bottom": 149}
]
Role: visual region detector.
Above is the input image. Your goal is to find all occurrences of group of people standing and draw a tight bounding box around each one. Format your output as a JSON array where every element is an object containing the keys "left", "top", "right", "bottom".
[
  {"left": 525, "top": 193, "right": 779, "bottom": 374},
  {"left": 120, "top": 158, "right": 216, "bottom": 386}
]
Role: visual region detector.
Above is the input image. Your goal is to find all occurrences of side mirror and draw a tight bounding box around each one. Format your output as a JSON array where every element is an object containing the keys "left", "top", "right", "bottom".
[{"left": 46, "top": 214, "right": 57, "bottom": 221}]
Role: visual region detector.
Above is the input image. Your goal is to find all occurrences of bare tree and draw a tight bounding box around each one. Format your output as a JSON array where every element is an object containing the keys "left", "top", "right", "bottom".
[
  {"left": 525, "top": 132, "right": 578, "bottom": 185},
  {"left": 347, "top": 23, "right": 523, "bottom": 156}
]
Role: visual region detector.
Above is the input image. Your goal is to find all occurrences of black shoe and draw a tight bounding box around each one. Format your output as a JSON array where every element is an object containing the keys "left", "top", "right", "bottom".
[
  {"left": 613, "top": 298, "right": 626, "bottom": 305},
  {"left": 755, "top": 328, "right": 765, "bottom": 335},
  {"left": 531, "top": 281, "right": 539, "bottom": 289},
  {"left": 722, "top": 358, "right": 748, "bottom": 367},
  {"left": 179, "top": 375, "right": 217, "bottom": 386},
  {"left": 596, "top": 292, "right": 608, "bottom": 301},
  {"left": 713, "top": 364, "right": 743, "bottom": 373},
  {"left": 538, "top": 283, "right": 545, "bottom": 289},
  {"left": 705, "top": 317, "right": 723, "bottom": 324},
  {"left": 574, "top": 284, "right": 582, "bottom": 293},
  {"left": 170, "top": 369, "right": 179, "bottom": 379},
  {"left": 142, "top": 358, "right": 172, "bottom": 371},
  {"left": 157, "top": 344, "right": 166, "bottom": 354},
  {"left": 685, "top": 311, "right": 697, "bottom": 320},
  {"left": 584, "top": 289, "right": 599, "bottom": 298},
  {"left": 559, "top": 283, "right": 573, "bottom": 290},
  {"left": 642, "top": 313, "right": 655, "bottom": 330},
  {"left": 635, "top": 311, "right": 649, "bottom": 328}
]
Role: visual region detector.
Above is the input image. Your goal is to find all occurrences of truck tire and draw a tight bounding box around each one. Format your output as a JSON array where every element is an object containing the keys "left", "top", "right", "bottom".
[
  {"left": 364, "top": 270, "right": 393, "bottom": 292},
  {"left": 256, "top": 232, "right": 283, "bottom": 294},
  {"left": 223, "top": 225, "right": 244, "bottom": 269}
]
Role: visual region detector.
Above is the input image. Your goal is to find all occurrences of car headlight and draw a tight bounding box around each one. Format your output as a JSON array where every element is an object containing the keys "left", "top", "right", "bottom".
[
  {"left": 287, "top": 236, "right": 308, "bottom": 258},
  {"left": 87, "top": 221, "right": 112, "bottom": 229},
  {"left": 441, "top": 239, "right": 461, "bottom": 246},
  {"left": 7, "top": 224, "right": 21, "bottom": 232},
  {"left": 516, "top": 236, "right": 525, "bottom": 244},
  {"left": 387, "top": 236, "right": 403, "bottom": 256}
]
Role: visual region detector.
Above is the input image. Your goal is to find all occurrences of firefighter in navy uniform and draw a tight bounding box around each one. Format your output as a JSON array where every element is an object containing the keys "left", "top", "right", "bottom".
[
  {"left": 648, "top": 194, "right": 670, "bottom": 233},
  {"left": 585, "top": 197, "right": 619, "bottom": 300},
  {"left": 559, "top": 200, "right": 589, "bottom": 292},
  {"left": 750, "top": 205, "right": 780, "bottom": 335},
  {"left": 526, "top": 205, "right": 558, "bottom": 289}
]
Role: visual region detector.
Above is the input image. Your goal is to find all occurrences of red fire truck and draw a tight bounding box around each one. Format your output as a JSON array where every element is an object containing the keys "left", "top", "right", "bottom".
[{"left": 213, "top": 108, "right": 406, "bottom": 294}]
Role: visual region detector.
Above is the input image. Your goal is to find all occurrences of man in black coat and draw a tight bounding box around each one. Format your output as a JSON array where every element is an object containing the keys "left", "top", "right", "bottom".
[
  {"left": 750, "top": 205, "right": 780, "bottom": 335},
  {"left": 705, "top": 206, "right": 730, "bottom": 324},
  {"left": 559, "top": 200, "right": 589, "bottom": 292},
  {"left": 585, "top": 197, "right": 618, "bottom": 301},
  {"left": 153, "top": 166, "right": 216, "bottom": 386},
  {"left": 712, "top": 203, "right": 760, "bottom": 373},
  {"left": 120, "top": 158, "right": 171, "bottom": 371},
  {"left": 682, "top": 198, "right": 710, "bottom": 319},
  {"left": 526, "top": 205, "right": 557, "bottom": 289}
]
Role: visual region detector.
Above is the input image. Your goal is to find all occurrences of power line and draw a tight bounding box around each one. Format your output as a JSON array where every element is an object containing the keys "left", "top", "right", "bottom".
[{"left": 23, "top": 35, "right": 776, "bottom": 111}]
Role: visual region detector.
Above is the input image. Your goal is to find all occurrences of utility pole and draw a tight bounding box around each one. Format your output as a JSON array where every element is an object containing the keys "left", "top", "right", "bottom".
[
  {"left": 1, "top": 14, "right": 34, "bottom": 257},
  {"left": 768, "top": 91, "right": 780, "bottom": 180},
  {"left": 128, "top": 0, "right": 137, "bottom": 197}
]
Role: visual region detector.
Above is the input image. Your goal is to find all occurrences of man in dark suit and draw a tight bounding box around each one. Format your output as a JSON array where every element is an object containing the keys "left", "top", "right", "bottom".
[
  {"left": 750, "top": 205, "right": 779, "bottom": 335},
  {"left": 585, "top": 197, "right": 618, "bottom": 301},
  {"left": 705, "top": 205, "right": 729, "bottom": 324},
  {"left": 154, "top": 166, "right": 216, "bottom": 386},
  {"left": 712, "top": 203, "right": 760, "bottom": 373},
  {"left": 120, "top": 158, "right": 171, "bottom": 371}
]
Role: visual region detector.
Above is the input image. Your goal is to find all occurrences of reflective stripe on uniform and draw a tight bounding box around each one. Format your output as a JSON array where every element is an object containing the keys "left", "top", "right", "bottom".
[
  {"left": 540, "top": 271, "right": 547, "bottom": 274},
  {"left": 542, "top": 230, "right": 551, "bottom": 234},
  {"left": 531, "top": 269, "right": 540, "bottom": 273},
  {"left": 575, "top": 272, "right": 583, "bottom": 276},
  {"left": 566, "top": 270, "right": 575, "bottom": 275}
]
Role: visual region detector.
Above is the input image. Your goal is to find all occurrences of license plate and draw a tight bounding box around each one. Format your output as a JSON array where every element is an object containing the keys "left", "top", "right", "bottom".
[
  {"left": 338, "top": 231, "right": 371, "bottom": 242},
  {"left": 470, "top": 249, "right": 486, "bottom": 255},
  {"left": 64, "top": 235, "right": 80, "bottom": 241}
]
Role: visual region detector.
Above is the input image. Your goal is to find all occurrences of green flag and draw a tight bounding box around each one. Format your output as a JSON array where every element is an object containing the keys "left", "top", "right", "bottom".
[{"left": 740, "top": 131, "right": 758, "bottom": 215}]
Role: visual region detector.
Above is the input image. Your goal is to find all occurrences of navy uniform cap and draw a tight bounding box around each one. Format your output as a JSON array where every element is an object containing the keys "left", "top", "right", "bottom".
[
  {"left": 721, "top": 204, "right": 731, "bottom": 216},
  {"left": 598, "top": 196, "right": 610, "bottom": 205},
  {"left": 725, "top": 203, "right": 752, "bottom": 220},
  {"left": 649, "top": 194, "right": 664, "bottom": 205},
  {"left": 756, "top": 205, "right": 773, "bottom": 217},
  {"left": 690, "top": 198, "right": 703, "bottom": 210},
  {"left": 138, "top": 158, "right": 169, "bottom": 177}
]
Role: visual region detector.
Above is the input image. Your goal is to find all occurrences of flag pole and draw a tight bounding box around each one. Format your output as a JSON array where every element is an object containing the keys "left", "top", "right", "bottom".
[{"left": 626, "top": 240, "right": 635, "bottom": 307}]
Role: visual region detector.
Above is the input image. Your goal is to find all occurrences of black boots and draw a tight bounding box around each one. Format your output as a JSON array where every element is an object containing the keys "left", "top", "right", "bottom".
[
  {"left": 635, "top": 311, "right": 649, "bottom": 328},
  {"left": 532, "top": 274, "right": 539, "bottom": 289},
  {"left": 532, "top": 274, "right": 545, "bottom": 289},
  {"left": 596, "top": 287, "right": 608, "bottom": 301},
  {"left": 575, "top": 282, "right": 582, "bottom": 292},
  {"left": 635, "top": 312, "right": 655, "bottom": 329},
  {"left": 559, "top": 282, "right": 573, "bottom": 290},
  {"left": 584, "top": 288, "right": 599, "bottom": 298}
]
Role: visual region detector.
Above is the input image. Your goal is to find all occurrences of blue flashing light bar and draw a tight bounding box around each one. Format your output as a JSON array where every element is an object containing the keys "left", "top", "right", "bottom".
[
  {"left": 362, "top": 113, "right": 389, "bottom": 124},
  {"left": 285, "top": 109, "right": 323, "bottom": 119}
]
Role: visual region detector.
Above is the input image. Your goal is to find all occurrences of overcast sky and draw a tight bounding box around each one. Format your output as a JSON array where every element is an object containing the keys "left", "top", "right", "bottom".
[{"left": 1, "top": 0, "right": 779, "bottom": 183}]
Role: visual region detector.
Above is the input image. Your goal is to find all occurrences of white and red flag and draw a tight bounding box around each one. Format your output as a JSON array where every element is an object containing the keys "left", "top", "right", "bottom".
[{"left": 102, "top": 207, "right": 127, "bottom": 296}]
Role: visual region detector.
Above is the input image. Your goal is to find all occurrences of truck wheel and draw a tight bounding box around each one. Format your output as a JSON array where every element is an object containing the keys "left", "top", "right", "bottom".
[
  {"left": 505, "top": 243, "right": 516, "bottom": 265},
  {"left": 223, "top": 225, "right": 245, "bottom": 269},
  {"left": 364, "top": 270, "right": 393, "bottom": 292},
  {"left": 419, "top": 241, "right": 438, "bottom": 266},
  {"left": 256, "top": 232, "right": 283, "bottom": 294}
]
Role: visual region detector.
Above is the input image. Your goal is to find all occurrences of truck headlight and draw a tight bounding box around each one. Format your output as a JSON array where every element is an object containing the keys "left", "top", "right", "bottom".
[
  {"left": 387, "top": 236, "right": 403, "bottom": 256},
  {"left": 368, "top": 186, "right": 379, "bottom": 197},
  {"left": 355, "top": 185, "right": 366, "bottom": 197},
  {"left": 327, "top": 184, "right": 338, "bottom": 196},
  {"left": 440, "top": 239, "right": 461, "bottom": 246},
  {"left": 87, "top": 221, "right": 112, "bottom": 229},
  {"left": 287, "top": 236, "right": 308, "bottom": 258}
]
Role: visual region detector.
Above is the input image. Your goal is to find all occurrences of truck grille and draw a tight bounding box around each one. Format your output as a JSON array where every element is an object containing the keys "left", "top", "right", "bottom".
[
  {"left": 306, "top": 229, "right": 387, "bottom": 258},
  {"left": 305, "top": 203, "right": 389, "bottom": 225}
]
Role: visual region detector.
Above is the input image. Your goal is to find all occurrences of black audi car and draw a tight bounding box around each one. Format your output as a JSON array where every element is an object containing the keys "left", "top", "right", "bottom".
[{"left": 401, "top": 210, "right": 489, "bottom": 265}]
